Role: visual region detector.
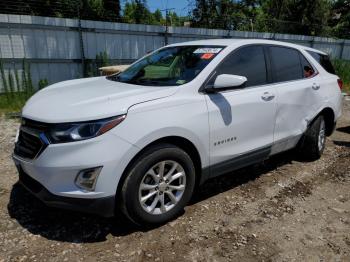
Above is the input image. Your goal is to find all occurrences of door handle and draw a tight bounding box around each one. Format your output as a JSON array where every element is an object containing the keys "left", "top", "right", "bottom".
[
  {"left": 261, "top": 92, "right": 275, "bottom": 101},
  {"left": 312, "top": 83, "right": 320, "bottom": 90}
]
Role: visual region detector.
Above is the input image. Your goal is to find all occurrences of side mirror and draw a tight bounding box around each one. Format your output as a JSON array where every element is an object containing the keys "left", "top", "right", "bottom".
[{"left": 210, "top": 74, "right": 247, "bottom": 91}]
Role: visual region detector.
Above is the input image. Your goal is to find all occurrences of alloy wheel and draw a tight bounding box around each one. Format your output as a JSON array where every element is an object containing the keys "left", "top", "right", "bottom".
[
  {"left": 138, "top": 160, "right": 186, "bottom": 215},
  {"left": 318, "top": 119, "right": 326, "bottom": 151}
]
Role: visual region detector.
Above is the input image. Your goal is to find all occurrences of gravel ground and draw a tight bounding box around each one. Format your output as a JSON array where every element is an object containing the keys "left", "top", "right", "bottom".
[{"left": 0, "top": 98, "right": 349, "bottom": 262}]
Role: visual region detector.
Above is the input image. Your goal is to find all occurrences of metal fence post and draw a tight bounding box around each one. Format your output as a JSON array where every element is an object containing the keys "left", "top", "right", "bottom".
[
  {"left": 340, "top": 39, "right": 346, "bottom": 60},
  {"left": 310, "top": 36, "right": 315, "bottom": 48},
  {"left": 164, "top": 9, "right": 169, "bottom": 45},
  {"left": 77, "top": 4, "right": 86, "bottom": 77}
]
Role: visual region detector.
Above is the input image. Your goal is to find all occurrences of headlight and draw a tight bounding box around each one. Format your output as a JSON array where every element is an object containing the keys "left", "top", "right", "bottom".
[{"left": 48, "top": 115, "right": 126, "bottom": 143}]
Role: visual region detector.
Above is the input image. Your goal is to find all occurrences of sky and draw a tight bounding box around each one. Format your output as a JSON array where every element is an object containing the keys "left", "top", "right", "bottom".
[{"left": 122, "top": 0, "right": 193, "bottom": 17}]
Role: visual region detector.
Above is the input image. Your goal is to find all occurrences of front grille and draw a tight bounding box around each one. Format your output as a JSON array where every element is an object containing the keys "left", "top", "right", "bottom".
[
  {"left": 14, "top": 131, "right": 44, "bottom": 159},
  {"left": 14, "top": 118, "right": 50, "bottom": 160}
]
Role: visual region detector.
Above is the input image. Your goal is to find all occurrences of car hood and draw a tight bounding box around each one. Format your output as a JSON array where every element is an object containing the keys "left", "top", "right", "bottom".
[{"left": 22, "top": 77, "right": 178, "bottom": 123}]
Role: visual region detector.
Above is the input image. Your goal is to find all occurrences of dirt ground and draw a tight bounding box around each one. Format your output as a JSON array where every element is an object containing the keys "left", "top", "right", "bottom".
[{"left": 0, "top": 98, "right": 349, "bottom": 262}]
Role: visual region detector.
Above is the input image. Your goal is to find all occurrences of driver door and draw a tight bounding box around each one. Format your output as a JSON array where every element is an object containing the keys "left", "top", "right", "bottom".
[{"left": 204, "top": 45, "right": 277, "bottom": 177}]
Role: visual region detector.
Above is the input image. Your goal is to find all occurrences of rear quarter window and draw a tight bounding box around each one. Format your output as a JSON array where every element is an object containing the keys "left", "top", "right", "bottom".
[
  {"left": 299, "top": 54, "right": 316, "bottom": 78},
  {"left": 307, "top": 51, "right": 336, "bottom": 74}
]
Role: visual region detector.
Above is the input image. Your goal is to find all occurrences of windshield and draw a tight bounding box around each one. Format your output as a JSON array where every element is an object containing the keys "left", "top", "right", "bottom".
[{"left": 107, "top": 45, "right": 225, "bottom": 86}]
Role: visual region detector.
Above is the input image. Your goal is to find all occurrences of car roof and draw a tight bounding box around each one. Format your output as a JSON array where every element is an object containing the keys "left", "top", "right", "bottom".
[{"left": 169, "top": 39, "right": 327, "bottom": 55}]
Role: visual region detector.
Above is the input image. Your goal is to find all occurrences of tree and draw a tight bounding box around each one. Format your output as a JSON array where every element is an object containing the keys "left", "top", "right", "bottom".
[
  {"left": 2, "top": 0, "right": 347, "bottom": 39},
  {"left": 123, "top": 0, "right": 154, "bottom": 24},
  {"left": 168, "top": 11, "right": 179, "bottom": 26},
  {"left": 191, "top": 0, "right": 258, "bottom": 30},
  {"left": 255, "top": 0, "right": 331, "bottom": 35},
  {"left": 80, "top": 0, "right": 105, "bottom": 20},
  {"left": 329, "top": 0, "right": 350, "bottom": 38},
  {"left": 123, "top": 2, "right": 136, "bottom": 23},
  {"left": 153, "top": 9, "right": 164, "bottom": 24},
  {"left": 123, "top": 1, "right": 171, "bottom": 25},
  {"left": 191, "top": 0, "right": 337, "bottom": 36},
  {"left": 103, "top": 0, "right": 122, "bottom": 21},
  {"left": 0, "top": 0, "right": 121, "bottom": 22}
]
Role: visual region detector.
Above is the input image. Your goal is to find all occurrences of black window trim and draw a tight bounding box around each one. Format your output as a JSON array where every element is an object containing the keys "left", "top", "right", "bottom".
[
  {"left": 306, "top": 50, "right": 335, "bottom": 75},
  {"left": 199, "top": 44, "right": 270, "bottom": 93},
  {"left": 199, "top": 43, "right": 319, "bottom": 93}
]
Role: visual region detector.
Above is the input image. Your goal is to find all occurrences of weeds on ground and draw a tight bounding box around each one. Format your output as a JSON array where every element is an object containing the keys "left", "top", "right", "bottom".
[
  {"left": 333, "top": 59, "right": 350, "bottom": 93},
  {"left": 1, "top": 52, "right": 109, "bottom": 114},
  {"left": 86, "top": 51, "right": 110, "bottom": 77},
  {"left": 0, "top": 59, "right": 48, "bottom": 114}
]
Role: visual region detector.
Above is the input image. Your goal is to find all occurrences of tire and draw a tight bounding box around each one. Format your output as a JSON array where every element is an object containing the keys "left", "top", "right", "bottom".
[
  {"left": 120, "top": 143, "right": 196, "bottom": 226},
  {"left": 298, "top": 115, "right": 326, "bottom": 160}
]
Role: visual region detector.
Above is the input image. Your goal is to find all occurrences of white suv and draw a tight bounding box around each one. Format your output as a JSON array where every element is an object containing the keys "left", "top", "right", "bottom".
[{"left": 13, "top": 39, "right": 343, "bottom": 225}]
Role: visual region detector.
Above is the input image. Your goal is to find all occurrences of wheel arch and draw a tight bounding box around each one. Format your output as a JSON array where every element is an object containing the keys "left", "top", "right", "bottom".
[
  {"left": 317, "top": 107, "right": 335, "bottom": 136},
  {"left": 115, "top": 136, "right": 204, "bottom": 208}
]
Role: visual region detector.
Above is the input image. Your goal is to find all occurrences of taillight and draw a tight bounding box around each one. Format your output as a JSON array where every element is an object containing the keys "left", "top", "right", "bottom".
[{"left": 337, "top": 79, "right": 343, "bottom": 90}]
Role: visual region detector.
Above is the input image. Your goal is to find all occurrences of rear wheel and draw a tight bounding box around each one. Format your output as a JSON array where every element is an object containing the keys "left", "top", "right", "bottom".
[
  {"left": 298, "top": 115, "right": 326, "bottom": 160},
  {"left": 120, "top": 144, "right": 195, "bottom": 225}
]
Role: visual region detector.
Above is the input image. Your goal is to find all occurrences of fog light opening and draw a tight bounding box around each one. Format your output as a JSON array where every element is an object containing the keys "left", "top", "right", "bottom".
[{"left": 75, "top": 166, "right": 102, "bottom": 191}]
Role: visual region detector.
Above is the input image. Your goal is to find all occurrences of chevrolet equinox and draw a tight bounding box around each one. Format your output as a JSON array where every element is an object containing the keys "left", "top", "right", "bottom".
[{"left": 13, "top": 39, "right": 343, "bottom": 225}]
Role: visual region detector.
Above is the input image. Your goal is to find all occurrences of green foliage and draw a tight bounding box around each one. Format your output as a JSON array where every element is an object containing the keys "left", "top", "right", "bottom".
[
  {"left": 103, "top": 0, "right": 121, "bottom": 21},
  {"left": 1, "top": 0, "right": 348, "bottom": 37},
  {"left": 153, "top": 9, "right": 163, "bottom": 24},
  {"left": 328, "top": 0, "right": 350, "bottom": 39},
  {"left": 167, "top": 11, "right": 188, "bottom": 27},
  {"left": 190, "top": 0, "right": 349, "bottom": 37},
  {"left": 124, "top": 0, "right": 147, "bottom": 24},
  {"left": 124, "top": 0, "right": 158, "bottom": 24},
  {"left": 23, "top": 60, "right": 34, "bottom": 97},
  {"left": 0, "top": 0, "right": 121, "bottom": 22},
  {"left": 85, "top": 0, "right": 105, "bottom": 18},
  {"left": 333, "top": 59, "right": 350, "bottom": 92},
  {"left": 122, "top": 0, "right": 187, "bottom": 26},
  {"left": 7, "top": 71, "right": 15, "bottom": 96},
  {"left": 0, "top": 60, "right": 9, "bottom": 102},
  {"left": 0, "top": 59, "right": 48, "bottom": 113},
  {"left": 38, "top": 79, "right": 49, "bottom": 90},
  {"left": 78, "top": 0, "right": 121, "bottom": 21},
  {"left": 86, "top": 51, "right": 110, "bottom": 77},
  {"left": 255, "top": 0, "right": 331, "bottom": 36},
  {"left": 191, "top": 0, "right": 258, "bottom": 30}
]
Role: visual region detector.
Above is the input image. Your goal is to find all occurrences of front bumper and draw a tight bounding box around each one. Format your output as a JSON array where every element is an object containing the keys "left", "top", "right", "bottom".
[
  {"left": 12, "top": 131, "right": 140, "bottom": 217},
  {"left": 16, "top": 164, "right": 115, "bottom": 217}
]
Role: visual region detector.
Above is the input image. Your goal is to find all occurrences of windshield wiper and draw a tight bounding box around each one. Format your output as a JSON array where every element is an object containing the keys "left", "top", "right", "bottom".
[
  {"left": 108, "top": 75, "right": 168, "bottom": 86},
  {"left": 107, "top": 74, "right": 121, "bottom": 82},
  {"left": 127, "top": 79, "right": 161, "bottom": 85}
]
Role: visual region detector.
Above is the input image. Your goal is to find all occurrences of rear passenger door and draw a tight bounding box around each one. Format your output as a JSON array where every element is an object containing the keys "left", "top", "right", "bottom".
[{"left": 268, "top": 46, "right": 322, "bottom": 154}]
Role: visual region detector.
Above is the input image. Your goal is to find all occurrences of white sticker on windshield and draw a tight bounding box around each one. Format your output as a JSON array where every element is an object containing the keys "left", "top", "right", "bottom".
[
  {"left": 176, "top": 79, "right": 186, "bottom": 85},
  {"left": 193, "top": 48, "right": 222, "bottom": 54}
]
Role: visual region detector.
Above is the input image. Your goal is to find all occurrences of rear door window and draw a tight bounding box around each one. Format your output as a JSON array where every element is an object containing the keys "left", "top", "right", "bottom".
[
  {"left": 269, "top": 46, "right": 302, "bottom": 82},
  {"left": 307, "top": 51, "right": 336, "bottom": 74},
  {"left": 213, "top": 45, "right": 267, "bottom": 87}
]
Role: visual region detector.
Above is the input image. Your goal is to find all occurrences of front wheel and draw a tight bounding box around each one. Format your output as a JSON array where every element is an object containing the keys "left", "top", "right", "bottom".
[
  {"left": 298, "top": 115, "right": 326, "bottom": 160},
  {"left": 120, "top": 144, "right": 195, "bottom": 225}
]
